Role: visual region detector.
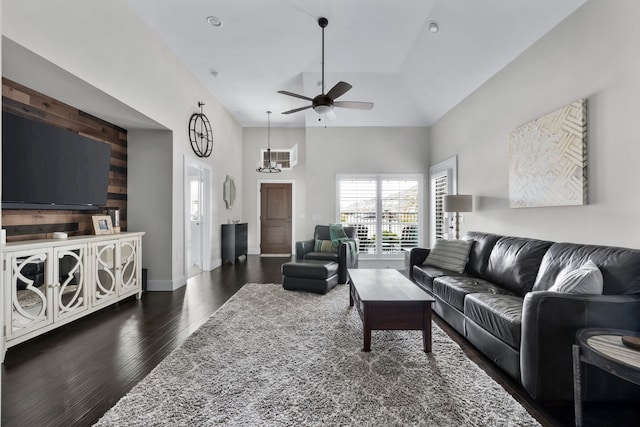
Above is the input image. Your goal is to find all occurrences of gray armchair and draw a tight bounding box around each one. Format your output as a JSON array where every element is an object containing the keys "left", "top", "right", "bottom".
[{"left": 296, "top": 225, "right": 358, "bottom": 284}]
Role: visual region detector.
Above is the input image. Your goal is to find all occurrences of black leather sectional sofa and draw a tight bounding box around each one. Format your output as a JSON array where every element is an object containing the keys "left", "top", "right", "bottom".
[{"left": 410, "top": 231, "right": 640, "bottom": 401}]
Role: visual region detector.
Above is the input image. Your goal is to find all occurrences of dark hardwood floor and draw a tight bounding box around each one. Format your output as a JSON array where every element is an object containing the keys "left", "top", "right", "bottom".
[{"left": 2, "top": 256, "right": 637, "bottom": 426}]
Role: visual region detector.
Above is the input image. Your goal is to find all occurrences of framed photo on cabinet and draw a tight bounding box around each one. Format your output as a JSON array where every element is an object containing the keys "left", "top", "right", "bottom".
[{"left": 92, "top": 215, "right": 114, "bottom": 235}]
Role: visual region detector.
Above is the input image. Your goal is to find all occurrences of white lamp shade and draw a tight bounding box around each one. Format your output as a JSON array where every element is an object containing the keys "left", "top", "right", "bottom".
[
  {"left": 313, "top": 104, "right": 333, "bottom": 115},
  {"left": 443, "top": 194, "right": 473, "bottom": 213}
]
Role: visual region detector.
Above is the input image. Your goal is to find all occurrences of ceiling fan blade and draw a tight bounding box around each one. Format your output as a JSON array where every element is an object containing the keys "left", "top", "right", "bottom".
[
  {"left": 326, "top": 81, "right": 352, "bottom": 100},
  {"left": 278, "top": 90, "right": 314, "bottom": 102},
  {"left": 281, "top": 105, "right": 313, "bottom": 115},
  {"left": 333, "top": 101, "right": 374, "bottom": 110}
]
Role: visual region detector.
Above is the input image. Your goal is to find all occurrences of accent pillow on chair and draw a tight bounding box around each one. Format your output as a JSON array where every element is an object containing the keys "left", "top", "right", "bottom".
[
  {"left": 314, "top": 239, "right": 337, "bottom": 253},
  {"left": 548, "top": 260, "right": 603, "bottom": 294},
  {"left": 423, "top": 239, "right": 473, "bottom": 273}
]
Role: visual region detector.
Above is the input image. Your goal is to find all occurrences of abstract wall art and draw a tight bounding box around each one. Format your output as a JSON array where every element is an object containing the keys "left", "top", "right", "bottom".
[{"left": 509, "top": 99, "right": 587, "bottom": 208}]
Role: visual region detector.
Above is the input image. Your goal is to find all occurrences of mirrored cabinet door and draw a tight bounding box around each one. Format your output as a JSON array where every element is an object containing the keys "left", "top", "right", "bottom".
[
  {"left": 1, "top": 232, "right": 145, "bottom": 362},
  {"left": 53, "top": 244, "right": 89, "bottom": 321},
  {"left": 118, "top": 237, "right": 139, "bottom": 296},
  {"left": 92, "top": 241, "right": 118, "bottom": 307},
  {"left": 5, "top": 248, "right": 53, "bottom": 340}
]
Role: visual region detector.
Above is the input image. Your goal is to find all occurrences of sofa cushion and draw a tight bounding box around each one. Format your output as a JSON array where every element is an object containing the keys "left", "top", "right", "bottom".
[
  {"left": 423, "top": 239, "right": 473, "bottom": 273},
  {"left": 464, "top": 293, "right": 523, "bottom": 349},
  {"left": 548, "top": 260, "right": 603, "bottom": 294},
  {"left": 484, "top": 236, "right": 553, "bottom": 296},
  {"left": 533, "top": 242, "right": 640, "bottom": 295},
  {"left": 462, "top": 232, "right": 503, "bottom": 277},
  {"left": 412, "top": 265, "right": 465, "bottom": 292},
  {"left": 433, "top": 276, "right": 516, "bottom": 312}
]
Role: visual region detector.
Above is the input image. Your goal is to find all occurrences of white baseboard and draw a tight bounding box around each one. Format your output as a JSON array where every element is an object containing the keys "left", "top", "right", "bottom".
[
  {"left": 249, "top": 248, "right": 296, "bottom": 258},
  {"left": 146, "top": 276, "right": 187, "bottom": 292}
]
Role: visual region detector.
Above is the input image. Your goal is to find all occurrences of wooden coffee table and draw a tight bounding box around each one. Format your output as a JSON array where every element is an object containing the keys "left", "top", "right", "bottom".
[{"left": 348, "top": 269, "right": 435, "bottom": 352}]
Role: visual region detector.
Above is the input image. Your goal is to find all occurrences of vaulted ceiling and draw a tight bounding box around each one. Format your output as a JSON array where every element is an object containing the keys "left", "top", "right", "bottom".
[{"left": 129, "top": 0, "right": 587, "bottom": 128}]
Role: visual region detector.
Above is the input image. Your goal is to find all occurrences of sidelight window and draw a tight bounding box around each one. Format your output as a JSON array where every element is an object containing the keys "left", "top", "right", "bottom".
[{"left": 428, "top": 156, "right": 457, "bottom": 244}]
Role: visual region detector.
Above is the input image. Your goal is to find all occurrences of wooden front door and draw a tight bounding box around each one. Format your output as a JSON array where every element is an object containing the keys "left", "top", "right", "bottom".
[{"left": 260, "top": 183, "right": 292, "bottom": 254}]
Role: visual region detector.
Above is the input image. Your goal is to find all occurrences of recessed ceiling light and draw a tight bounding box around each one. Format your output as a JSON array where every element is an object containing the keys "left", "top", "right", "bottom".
[
  {"left": 427, "top": 20, "right": 439, "bottom": 33},
  {"left": 206, "top": 16, "right": 223, "bottom": 27}
]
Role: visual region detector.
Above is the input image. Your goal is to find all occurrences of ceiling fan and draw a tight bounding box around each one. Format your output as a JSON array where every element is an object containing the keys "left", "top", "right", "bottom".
[{"left": 278, "top": 17, "right": 374, "bottom": 117}]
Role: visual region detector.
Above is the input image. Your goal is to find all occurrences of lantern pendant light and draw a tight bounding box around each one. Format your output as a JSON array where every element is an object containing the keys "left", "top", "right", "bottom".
[{"left": 256, "top": 111, "right": 281, "bottom": 173}]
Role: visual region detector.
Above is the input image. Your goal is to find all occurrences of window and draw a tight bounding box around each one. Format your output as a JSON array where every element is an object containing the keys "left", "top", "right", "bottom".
[
  {"left": 337, "top": 174, "right": 422, "bottom": 259},
  {"left": 190, "top": 179, "right": 201, "bottom": 220},
  {"left": 432, "top": 174, "right": 448, "bottom": 240},
  {"left": 260, "top": 144, "right": 298, "bottom": 170},
  {"left": 429, "top": 156, "right": 457, "bottom": 244}
]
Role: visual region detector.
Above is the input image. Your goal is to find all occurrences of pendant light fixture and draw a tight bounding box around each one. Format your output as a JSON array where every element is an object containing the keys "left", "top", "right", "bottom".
[{"left": 256, "top": 110, "right": 281, "bottom": 173}]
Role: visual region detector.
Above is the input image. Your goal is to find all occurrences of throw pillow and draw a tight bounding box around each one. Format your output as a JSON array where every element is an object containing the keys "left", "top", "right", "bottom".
[
  {"left": 314, "top": 239, "right": 337, "bottom": 253},
  {"left": 548, "top": 260, "right": 603, "bottom": 294},
  {"left": 423, "top": 239, "right": 472, "bottom": 273}
]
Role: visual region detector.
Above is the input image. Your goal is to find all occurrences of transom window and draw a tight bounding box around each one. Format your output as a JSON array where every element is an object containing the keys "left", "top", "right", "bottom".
[
  {"left": 260, "top": 144, "right": 298, "bottom": 170},
  {"left": 337, "top": 174, "right": 422, "bottom": 259}
]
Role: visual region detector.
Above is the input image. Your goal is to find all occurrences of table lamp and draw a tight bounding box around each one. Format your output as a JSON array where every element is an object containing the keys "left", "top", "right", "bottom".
[{"left": 443, "top": 194, "right": 473, "bottom": 240}]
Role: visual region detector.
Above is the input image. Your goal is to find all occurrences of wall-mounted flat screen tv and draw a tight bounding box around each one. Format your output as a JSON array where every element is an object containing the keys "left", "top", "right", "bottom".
[{"left": 2, "top": 111, "right": 112, "bottom": 210}]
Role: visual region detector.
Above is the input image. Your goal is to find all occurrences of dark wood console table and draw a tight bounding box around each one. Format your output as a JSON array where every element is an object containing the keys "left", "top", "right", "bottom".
[{"left": 221, "top": 223, "right": 247, "bottom": 264}]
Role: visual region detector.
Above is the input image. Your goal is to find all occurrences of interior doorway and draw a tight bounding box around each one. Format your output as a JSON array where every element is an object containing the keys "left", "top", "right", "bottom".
[
  {"left": 259, "top": 182, "right": 293, "bottom": 255},
  {"left": 184, "top": 157, "right": 212, "bottom": 278}
]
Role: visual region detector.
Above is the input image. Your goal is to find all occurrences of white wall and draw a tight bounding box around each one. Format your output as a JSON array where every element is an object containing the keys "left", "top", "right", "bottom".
[
  {"left": 2, "top": 0, "right": 244, "bottom": 288},
  {"left": 127, "top": 130, "right": 173, "bottom": 288},
  {"left": 429, "top": 0, "right": 640, "bottom": 248},
  {"left": 305, "top": 126, "right": 430, "bottom": 241},
  {"left": 242, "top": 126, "right": 430, "bottom": 260},
  {"left": 243, "top": 127, "right": 306, "bottom": 254}
]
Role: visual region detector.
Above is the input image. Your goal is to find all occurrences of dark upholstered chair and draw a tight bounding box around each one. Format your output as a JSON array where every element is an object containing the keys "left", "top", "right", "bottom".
[{"left": 296, "top": 225, "right": 359, "bottom": 284}]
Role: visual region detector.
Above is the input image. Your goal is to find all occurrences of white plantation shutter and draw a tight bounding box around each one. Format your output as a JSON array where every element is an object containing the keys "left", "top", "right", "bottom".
[
  {"left": 338, "top": 175, "right": 421, "bottom": 258},
  {"left": 429, "top": 156, "right": 457, "bottom": 244},
  {"left": 381, "top": 179, "right": 419, "bottom": 253},
  {"left": 339, "top": 178, "right": 377, "bottom": 254},
  {"left": 433, "top": 175, "right": 448, "bottom": 240}
]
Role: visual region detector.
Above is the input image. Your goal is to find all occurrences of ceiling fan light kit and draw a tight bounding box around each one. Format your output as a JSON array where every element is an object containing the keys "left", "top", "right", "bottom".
[{"left": 278, "top": 17, "right": 373, "bottom": 118}]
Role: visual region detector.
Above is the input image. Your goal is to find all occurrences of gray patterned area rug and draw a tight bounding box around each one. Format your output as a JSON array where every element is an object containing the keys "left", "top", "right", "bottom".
[{"left": 96, "top": 283, "right": 540, "bottom": 426}]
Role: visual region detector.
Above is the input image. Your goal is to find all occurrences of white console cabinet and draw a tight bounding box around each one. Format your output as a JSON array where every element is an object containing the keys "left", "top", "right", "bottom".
[{"left": 1, "top": 232, "right": 144, "bottom": 362}]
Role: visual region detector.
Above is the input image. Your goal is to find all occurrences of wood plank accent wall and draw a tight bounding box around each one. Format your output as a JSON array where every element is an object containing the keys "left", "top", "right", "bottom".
[{"left": 1, "top": 78, "right": 128, "bottom": 242}]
